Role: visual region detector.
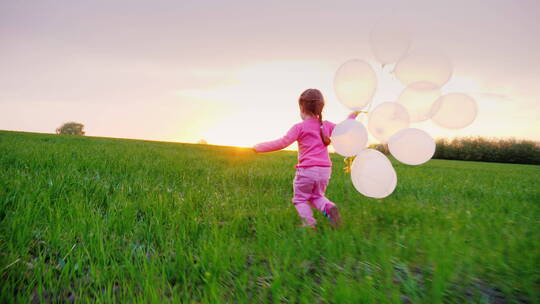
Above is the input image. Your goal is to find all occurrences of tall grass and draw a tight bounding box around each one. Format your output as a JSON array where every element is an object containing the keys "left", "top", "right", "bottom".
[{"left": 1, "top": 131, "right": 539, "bottom": 303}]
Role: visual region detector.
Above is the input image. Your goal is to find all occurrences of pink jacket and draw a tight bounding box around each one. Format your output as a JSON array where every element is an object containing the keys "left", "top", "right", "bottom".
[{"left": 254, "top": 113, "right": 357, "bottom": 168}]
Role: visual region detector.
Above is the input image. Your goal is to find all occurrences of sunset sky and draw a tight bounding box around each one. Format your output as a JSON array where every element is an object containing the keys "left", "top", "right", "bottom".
[{"left": 1, "top": 0, "right": 539, "bottom": 147}]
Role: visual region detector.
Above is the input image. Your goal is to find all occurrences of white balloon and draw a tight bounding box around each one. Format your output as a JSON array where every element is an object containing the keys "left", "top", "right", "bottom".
[
  {"left": 351, "top": 149, "right": 397, "bottom": 198},
  {"left": 331, "top": 119, "right": 368, "bottom": 157},
  {"left": 370, "top": 20, "right": 412, "bottom": 65},
  {"left": 394, "top": 49, "right": 453, "bottom": 87},
  {"left": 334, "top": 59, "right": 377, "bottom": 111},
  {"left": 431, "top": 93, "right": 478, "bottom": 129},
  {"left": 396, "top": 82, "right": 441, "bottom": 122},
  {"left": 388, "top": 128, "right": 435, "bottom": 165},
  {"left": 368, "top": 102, "right": 410, "bottom": 142}
]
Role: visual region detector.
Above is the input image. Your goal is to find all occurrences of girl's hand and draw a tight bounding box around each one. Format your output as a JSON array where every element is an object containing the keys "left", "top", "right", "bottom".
[
  {"left": 350, "top": 111, "right": 368, "bottom": 119},
  {"left": 348, "top": 111, "right": 362, "bottom": 120}
]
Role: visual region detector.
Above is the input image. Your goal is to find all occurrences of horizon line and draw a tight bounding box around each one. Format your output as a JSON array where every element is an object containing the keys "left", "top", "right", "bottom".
[{"left": 1, "top": 129, "right": 538, "bottom": 148}]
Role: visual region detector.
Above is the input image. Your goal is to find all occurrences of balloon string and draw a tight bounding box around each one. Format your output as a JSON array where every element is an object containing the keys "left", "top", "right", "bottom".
[
  {"left": 344, "top": 111, "right": 368, "bottom": 174},
  {"left": 343, "top": 156, "right": 356, "bottom": 174}
]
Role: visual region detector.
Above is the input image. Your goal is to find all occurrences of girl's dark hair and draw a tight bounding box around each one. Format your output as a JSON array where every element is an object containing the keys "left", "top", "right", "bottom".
[{"left": 299, "top": 88, "right": 331, "bottom": 146}]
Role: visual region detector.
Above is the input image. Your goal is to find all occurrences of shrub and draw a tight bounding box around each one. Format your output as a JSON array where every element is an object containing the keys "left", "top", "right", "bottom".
[
  {"left": 55, "top": 122, "right": 85, "bottom": 136},
  {"left": 433, "top": 137, "right": 539, "bottom": 165},
  {"left": 367, "top": 137, "right": 539, "bottom": 165}
]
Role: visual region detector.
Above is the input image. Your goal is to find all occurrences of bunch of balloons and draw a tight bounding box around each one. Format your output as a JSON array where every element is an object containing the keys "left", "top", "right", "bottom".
[{"left": 332, "top": 21, "right": 478, "bottom": 198}]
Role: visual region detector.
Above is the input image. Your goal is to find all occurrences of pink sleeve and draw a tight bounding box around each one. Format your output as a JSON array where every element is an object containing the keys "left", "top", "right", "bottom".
[
  {"left": 254, "top": 124, "right": 301, "bottom": 153},
  {"left": 325, "top": 121, "right": 336, "bottom": 137}
]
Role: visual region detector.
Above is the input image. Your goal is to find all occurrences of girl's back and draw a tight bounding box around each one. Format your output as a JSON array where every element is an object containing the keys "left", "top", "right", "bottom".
[{"left": 296, "top": 118, "right": 335, "bottom": 168}]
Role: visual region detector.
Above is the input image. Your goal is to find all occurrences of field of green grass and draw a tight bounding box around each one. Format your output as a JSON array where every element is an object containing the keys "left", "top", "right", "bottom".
[{"left": 1, "top": 130, "right": 539, "bottom": 303}]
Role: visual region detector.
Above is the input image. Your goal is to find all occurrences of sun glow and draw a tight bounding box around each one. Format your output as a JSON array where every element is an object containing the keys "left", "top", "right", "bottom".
[
  {"left": 173, "top": 61, "right": 337, "bottom": 148},
  {"left": 171, "top": 59, "right": 526, "bottom": 148}
]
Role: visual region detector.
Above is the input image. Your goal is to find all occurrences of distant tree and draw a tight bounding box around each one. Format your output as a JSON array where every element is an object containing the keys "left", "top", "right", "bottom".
[
  {"left": 197, "top": 139, "right": 208, "bottom": 145},
  {"left": 56, "top": 122, "right": 85, "bottom": 136}
]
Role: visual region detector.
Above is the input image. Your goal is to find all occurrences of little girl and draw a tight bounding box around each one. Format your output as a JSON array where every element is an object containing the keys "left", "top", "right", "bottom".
[{"left": 254, "top": 88, "right": 357, "bottom": 228}]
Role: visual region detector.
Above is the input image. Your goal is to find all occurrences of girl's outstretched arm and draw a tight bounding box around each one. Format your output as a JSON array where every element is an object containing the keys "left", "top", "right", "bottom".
[{"left": 254, "top": 124, "right": 301, "bottom": 153}]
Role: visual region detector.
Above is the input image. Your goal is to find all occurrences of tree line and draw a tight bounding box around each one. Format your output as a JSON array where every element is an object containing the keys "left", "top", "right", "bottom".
[
  {"left": 57, "top": 121, "right": 538, "bottom": 165},
  {"left": 370, "top": 137, "right": 540, "bottom": 165}
]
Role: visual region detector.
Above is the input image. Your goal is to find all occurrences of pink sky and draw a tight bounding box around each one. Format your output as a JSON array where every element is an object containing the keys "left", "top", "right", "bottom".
[{"left": 1, "top": 0, "right": 539, "bottom": 146}]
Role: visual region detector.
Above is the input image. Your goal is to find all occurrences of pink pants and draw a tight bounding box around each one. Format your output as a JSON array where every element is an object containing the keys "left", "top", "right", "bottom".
[{"left": 292, "top": 166, "right": 335, "bottom": 226}]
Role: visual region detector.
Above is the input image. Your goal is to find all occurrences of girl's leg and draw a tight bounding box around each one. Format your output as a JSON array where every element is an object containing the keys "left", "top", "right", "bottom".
[
  {"left": 310, "top": 167, "right": 335, "bottom": 214},
  {"left": 311, "top": 167, "right": 341, "bottom": 227},
  {"left": 294, "top": 203, "right": 315, "bottom": 227},
  {"left": 293, "top": 168, "right": 316, "bottom": 227}
]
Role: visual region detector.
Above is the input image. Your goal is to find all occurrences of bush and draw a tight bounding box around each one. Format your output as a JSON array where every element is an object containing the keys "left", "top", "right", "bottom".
[
  {"left": 369, "top": 143, "right": 388, "bottom": 154},
  {"left": 368, "top": 137, "right": 539, "bottom": 165},
  {"left": 56, "top": 122, "right": 85, "bottom": 136},
  {"left": 433, "top": 137, "right": 539, "bottom": 165}
]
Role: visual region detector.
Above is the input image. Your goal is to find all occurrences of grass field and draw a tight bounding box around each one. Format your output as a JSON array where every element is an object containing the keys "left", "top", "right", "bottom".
[{"left": 1, "top": 130, "right": 539, "bottom": 303}]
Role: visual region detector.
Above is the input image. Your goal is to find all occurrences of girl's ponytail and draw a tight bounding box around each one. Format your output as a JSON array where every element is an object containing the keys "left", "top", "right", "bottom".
[{"left": 318, "top": 114, "right": 331, "bottom": 146}]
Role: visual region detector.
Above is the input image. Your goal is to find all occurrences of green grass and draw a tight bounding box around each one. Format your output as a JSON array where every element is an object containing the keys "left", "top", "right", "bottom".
[{"left": 1, "top": 130, "right": 539, "bottom": 303}]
